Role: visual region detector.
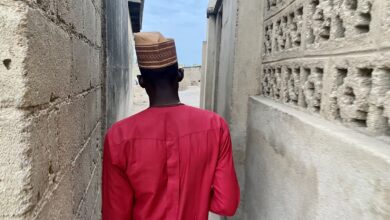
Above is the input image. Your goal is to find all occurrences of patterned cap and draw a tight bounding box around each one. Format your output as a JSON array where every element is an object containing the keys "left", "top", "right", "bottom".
[{"left": 134, "top": 32, "right": 178, "bottom": 69}]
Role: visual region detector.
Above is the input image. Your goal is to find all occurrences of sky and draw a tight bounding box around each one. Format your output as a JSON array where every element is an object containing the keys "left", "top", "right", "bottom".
[{"left": 141, "top": 0, "right": 209, "bottom": 66}]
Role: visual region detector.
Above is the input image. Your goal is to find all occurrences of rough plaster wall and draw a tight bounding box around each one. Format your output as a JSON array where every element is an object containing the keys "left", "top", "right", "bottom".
[
  {"left": 205, "top": 0, "right": 262, "bottom": 218},
  {"left": 214, "top": 0, "right": 237, "bottom": 121},
  {"left": 0, "top": 0, "right": 103, "bottom": 219},
  {"left": 246, "top": 97, "right": 390, "bottom": 219},
  {"left": 200, "top": 41, "right": 207, "bottom": 108},
  {"left": 105, "top": 0, "right": 133, "bottom": 128},
  {"left": 204, "top": 15, "right": 218, "bottom": 111},
  {"left": 228, "top": 0, "right": 264, "bottom": 219}
]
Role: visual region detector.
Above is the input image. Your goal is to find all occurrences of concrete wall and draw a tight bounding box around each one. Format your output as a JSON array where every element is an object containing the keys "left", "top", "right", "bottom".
[
  {"left": 105, "top": 0, "right": 135, "bottom": 128},
  {"left": 213, "top": 0, "right": 237, "bottom": 120},
  {"left": 260, "top": 0, "right": 390, "bottom": 137},
  {"left": 204, "top": 12, "right": 218, "bottom": 111},
  {"left": 204, "top": 0, "right": 390, "bottom": 219},
  {"left": 204, "top": 0, "right": 263, "bottom": 218},
  {"left": 0, "top": 0, "right": 139, "bottom": 219},
  {"left": 227, "top": 0, "right": 263, "bottom": 218},
  {"left": 0, "top": 0, "right": 103, "bottom": 219},
  {"left": 200, "top": 41, "right": 207, "bottom": 108},
  {"left": 246, "top": 97, "right": 390, "bottom": 219},
  {"left": 247, "top": 0, "right": 390, "bottom": 218}
]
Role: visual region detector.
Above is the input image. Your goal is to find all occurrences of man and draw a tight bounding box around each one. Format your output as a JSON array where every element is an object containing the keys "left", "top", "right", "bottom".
[{"left": 102, "top": 32, "right": 240, "bottom": 220}]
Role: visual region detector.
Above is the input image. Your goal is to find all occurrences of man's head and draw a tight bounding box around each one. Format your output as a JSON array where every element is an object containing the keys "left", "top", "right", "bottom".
[
  {"left": 134, "top": 32, "right": 184, "bottom": 104},
  {"left": 137, "top": 63, "right": 184, "bottom": 92}
]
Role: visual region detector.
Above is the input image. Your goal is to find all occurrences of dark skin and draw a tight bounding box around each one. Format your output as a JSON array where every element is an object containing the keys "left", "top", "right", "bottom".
[{"left": 137, "top": 68, "right": 185, "bottom": 107}]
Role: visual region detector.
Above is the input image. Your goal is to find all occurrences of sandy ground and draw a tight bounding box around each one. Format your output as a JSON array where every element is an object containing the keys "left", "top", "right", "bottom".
[
  {"left": 131, "top": 85, "right": 221, "bottom": 220},
  {"left": 179, "top": 86, "right": 201, "bottom": 107}
]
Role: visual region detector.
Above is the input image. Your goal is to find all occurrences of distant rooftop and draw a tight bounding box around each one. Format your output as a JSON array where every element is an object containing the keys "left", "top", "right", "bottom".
[{"left": 128, "top": 0, "right": 145, "bottom": 33}]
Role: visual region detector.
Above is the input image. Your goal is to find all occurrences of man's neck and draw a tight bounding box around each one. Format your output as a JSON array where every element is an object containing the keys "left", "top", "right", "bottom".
[
  {"left": 149, "top": 88, "right": 181, "bottom": 107},
  {"left": 149, "top": 98, "right": 181, "bottom": 107}
]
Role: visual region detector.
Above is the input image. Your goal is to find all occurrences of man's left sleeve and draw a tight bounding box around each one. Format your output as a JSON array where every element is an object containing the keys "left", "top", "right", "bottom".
[
  {"left": 102, "top": 133, "right": 134, "bottom": 220},
  {"left": 210, "top": 119, "right": 240, "bottom": 216}
]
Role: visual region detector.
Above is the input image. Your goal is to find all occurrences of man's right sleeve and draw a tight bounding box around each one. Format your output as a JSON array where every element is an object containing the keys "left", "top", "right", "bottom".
[
  {"left": 102, "top": 133, "right": 134, "bottom": 220},
  {"left": 210, "top": 120, "right": 240, "bottom": 216}
]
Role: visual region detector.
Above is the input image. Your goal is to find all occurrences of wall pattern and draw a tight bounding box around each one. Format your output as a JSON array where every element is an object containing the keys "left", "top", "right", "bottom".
[{"left": 260, "top": 0, "right": 390, "bottom": 136}]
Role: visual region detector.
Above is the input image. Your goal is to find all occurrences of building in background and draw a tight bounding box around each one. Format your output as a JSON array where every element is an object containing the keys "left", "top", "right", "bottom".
[
  {"left": 0, "top": 0, "right": 143, "bottom": 218},
  {"left": 181, "top": 65, "right": 202, "bottom": 89},
  {"left": 203, "top": 0, "right": 390, "bottom": 219}
]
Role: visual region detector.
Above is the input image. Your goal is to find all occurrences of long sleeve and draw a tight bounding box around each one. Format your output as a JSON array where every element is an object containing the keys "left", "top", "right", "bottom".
[
  {"left": 102, "top": 133, "right": 134, "bottom": 220},
  {"left": 210, "top": 120, "right": 240, "bottom": 216}
]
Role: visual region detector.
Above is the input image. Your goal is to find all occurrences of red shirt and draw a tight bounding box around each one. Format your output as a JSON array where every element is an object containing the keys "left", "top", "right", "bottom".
[{"left": 102, "top": 104, "right": 240, "bottom": 220}]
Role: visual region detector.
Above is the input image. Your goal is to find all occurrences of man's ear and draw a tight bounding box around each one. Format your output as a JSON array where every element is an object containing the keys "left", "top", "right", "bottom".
[
  {"left": 177, "top": 68, "right": 184, "bottom": 82},
  {"left": 137, "top": 75, "right": 146, "bottom": 88}
]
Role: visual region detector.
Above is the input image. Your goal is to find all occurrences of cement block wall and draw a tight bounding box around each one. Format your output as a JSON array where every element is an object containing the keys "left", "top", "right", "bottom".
[{"left": 0, "top": 0, "right": 104, "bottom": 218}]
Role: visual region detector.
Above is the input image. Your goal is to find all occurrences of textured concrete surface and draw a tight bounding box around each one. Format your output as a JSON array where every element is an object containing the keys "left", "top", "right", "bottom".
[
  {"left": 211, "top": 0, "right": 236, "bottom": 121},
  {"left": 105, "top": 0, "right": 135, "bottom": 128},
  {"left": 252, "top": 0, "right": 390, "bottom": 217},
  {"left": 200, "top": 41, "right": 207, "bottom": 108},
  {"left": 246, "top": 97, "right": 390, "bottom": 219},
  {"left": 204, "top": 14, "right": 218, "bottom": 111},
  {"left": 204, "top": 0, "right": 263, "bottom": 218},
  {"left": 204, "top": 0, "right": 390, "bottom": 219},
  {"left": 260, "top": 0, "right": 390, "bottom": 138},
  {"left": 0, "top": 0, "right": 103, "bottom": 219}
]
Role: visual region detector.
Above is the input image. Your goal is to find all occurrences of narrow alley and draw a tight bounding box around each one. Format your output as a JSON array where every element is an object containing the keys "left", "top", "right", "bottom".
[{"left": 1, "top": 0, "right": 390, "bottom": 219}]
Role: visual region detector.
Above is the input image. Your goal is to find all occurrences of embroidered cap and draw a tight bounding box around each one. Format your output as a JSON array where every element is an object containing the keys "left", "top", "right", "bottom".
[{"left": 134, "top": 32, "right": 178, "bottom": 69}]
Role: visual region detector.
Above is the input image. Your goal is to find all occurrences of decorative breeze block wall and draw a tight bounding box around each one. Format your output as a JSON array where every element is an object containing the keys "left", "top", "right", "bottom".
[{"left": 260, "top": 0, "right": 390, "bottom": 136}]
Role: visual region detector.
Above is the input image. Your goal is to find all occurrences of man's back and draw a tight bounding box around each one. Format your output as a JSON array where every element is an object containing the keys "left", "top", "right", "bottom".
[{"left": 102, "top": 104, "right": 240, "bottom": 220}]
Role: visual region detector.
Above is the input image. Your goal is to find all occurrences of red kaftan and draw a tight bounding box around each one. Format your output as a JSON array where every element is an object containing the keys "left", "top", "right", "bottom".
[{"left": 102, "top": 104, "right": 240, "bottom": 220}]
